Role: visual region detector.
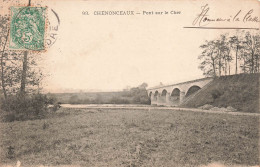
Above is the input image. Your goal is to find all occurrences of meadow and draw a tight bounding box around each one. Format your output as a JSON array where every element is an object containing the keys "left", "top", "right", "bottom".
[{"left": 0, "top": 107, "right": 259, "bottom": 167}]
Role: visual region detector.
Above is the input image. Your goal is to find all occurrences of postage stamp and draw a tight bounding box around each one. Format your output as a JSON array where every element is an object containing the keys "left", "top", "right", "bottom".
[{"left": 9, "top": 6, "right": 47, "bottom": 51}]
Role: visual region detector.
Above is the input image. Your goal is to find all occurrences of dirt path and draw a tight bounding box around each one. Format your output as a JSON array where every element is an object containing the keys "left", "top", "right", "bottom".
[{"left": 61, "top": 104, "right": 260, "bottom": 117}]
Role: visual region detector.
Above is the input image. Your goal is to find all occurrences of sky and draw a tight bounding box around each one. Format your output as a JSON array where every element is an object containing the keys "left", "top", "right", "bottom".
[{"left": 2, "top": 0, "right": 260, "bottom": 93}]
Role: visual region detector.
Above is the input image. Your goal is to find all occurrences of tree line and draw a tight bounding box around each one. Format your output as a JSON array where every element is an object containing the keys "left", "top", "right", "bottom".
[
  {"left": 198, "top": 31, "right": 260, "bottom": 77},
  {"left": 55, "top": 82, "right": 150, "bottom": 105}
]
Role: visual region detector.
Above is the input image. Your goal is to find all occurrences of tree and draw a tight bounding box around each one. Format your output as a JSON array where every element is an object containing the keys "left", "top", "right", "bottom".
[
  {"left": 219, "top": 34, "right": 232, "bottom": 76},
  {"left": 198, "top": 40, "right": 218, "bottom": 77},
  {"left": 138, "top": 82, "right": 148, "bottom": 89},
  {"left": 0, "top": 3, "right": 55, "bottom": 119},
  {"left": 198, "top": 31, "right": 260, "bottom": 77},
  {"left": 214, "top": 35, "right": 229, "bottom": 77},
  {"left": 238, "top": 45, "right": 248, "bottom": 73},
  {"left": 229, "top": 31, "right": 244, "bottom": 74},
  {"left": 0, "top": 15, "right": 10, "bottom": 99},
  {"left": 243, "top": 32, "right": 260, "bottom": 73},
  {"left": 0, "top": 15, "right": 45, "bottom": 99}
]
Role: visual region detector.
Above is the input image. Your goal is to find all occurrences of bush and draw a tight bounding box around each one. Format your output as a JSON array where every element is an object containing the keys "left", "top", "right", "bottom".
[
  {"left": 0, "top": 94, "right": 50, "bottom": 121},
  {"left": 198, "top": 104, "right": 214, "bottom": 110},
  {"left": 130, "top": 87, "right": 150, "bottom": 104},
  {"left": 211, "top": 89, "right": 223, "bottom": 100}
]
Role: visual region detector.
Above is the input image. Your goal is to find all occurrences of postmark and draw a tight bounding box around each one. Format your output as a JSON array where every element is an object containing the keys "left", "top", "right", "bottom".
[
  {"left": 45, "top": 9, "right": 60, "bottom": 48},
  {"left": 9, "top": 6, "right": 47, "bottom": 51},
  {"left": 32, "top": 2, "right": 60, "bottom": 48}
]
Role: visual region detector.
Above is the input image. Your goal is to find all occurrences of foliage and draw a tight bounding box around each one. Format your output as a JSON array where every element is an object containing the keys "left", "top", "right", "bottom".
[
  {"left": 129, "top": 85, "right": 150, "bottom": 104},
  {"left": 199, "top": 31, "right": 260, "bottom": 77},
  {"left": 210, "top": 89, "right": 223, "bottom": 100},
  {"left": 54, "top": 82, "right": 150, "bottom": 105},
  {"left": 0, "top": 14, "right": 47, "bottom": 121},
  {"left": 0, "top": 94, "right": 51, "bottom": 122},
  {"left": 0, "top": 15, "right": 45, "bottom": 97},
  {"left": 68, "top": 95, "right": 80, "bottom": 104}
]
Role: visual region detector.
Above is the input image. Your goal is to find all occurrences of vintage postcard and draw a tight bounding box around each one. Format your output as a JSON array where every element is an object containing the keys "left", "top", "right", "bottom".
[{"left": 0, "top": 0, "right": 259, "bottom": 166}]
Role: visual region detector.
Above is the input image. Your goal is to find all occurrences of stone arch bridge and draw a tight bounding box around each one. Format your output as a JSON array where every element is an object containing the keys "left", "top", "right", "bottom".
[{"left": 147, "top": 77, "right": 213, "bottom": 106}]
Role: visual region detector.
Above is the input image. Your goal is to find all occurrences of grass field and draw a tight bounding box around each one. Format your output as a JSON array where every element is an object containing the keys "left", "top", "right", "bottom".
[{"left": 0, "top": 108, "right": 259, "bottom": 167}]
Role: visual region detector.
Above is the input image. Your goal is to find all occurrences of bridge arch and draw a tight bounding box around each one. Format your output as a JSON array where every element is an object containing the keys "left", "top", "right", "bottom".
[
  {"left": 185, "top": 85, "right": 201, "bottom": 97},
  {"left": 161, "top": 89, "right": 168, "bottom": 103},
  {"left": 171, "top": 88, "right": 180, "bottom": 97},
  {"left": 161, "top": 89, "right": 167, "bottom": 96},
  {"left": 170, "top": 88, "right": 180, "bottom": 104}
]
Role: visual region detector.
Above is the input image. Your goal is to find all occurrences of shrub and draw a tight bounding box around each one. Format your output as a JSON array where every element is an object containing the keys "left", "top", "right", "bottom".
[
  {"left": 47, "top": 96, "right": 57, "bottom": 105},
  {"left": 0, "top": 94, "right": 50, "bottom": 121},
  {"left": 211, "top": 89, "right": 223, "bottom": 100}
]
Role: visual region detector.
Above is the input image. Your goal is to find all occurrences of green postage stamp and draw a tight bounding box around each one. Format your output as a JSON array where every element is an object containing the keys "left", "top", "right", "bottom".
[{"left": 10, "top": 6, "right": 47, "bottom": 51}]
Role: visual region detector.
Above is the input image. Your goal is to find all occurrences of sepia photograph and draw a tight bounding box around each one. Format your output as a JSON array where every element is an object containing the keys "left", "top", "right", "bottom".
[{"left": 0, "top": 0, "right": 259, "bottom": 166}]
